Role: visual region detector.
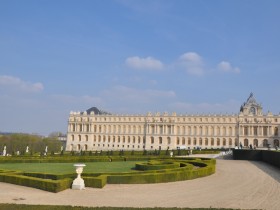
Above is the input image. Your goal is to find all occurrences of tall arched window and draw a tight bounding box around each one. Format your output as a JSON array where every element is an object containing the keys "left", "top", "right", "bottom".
[
  {"left": 223, "top": 138, "right": 226, "bottom": 146},
  {"left": 188, "top": 138, "right": 191, "bottom": 145},
  {"left": 205, "top": 138, "right": 208, "bottom": 146},
  {"left": 199, "top": 127, "right": 203, "bottom": 135},
  {"left": 229, "top": 138, "right": 232, "bottom": 146},
  {"left": 217, "top": 138, "right": 220, "bottom": 146},
  {"left": 263, "top": 139, "right": 268, "bottom": 147},
  {"left": 151, "top": 137, "right": 154, "bottom": 144},
  {"left": 244, "top": 127, "right": 248, "bottom": 135},
  {"left": 274, "top": 127, "right": 279, "bottom": 136},
  {"left": 159, "top": 137, "right": 163, "bottom": 144},
  {"left": 229, "top": 127, "right": 232, "bottom": 136},
  {"left": 244, "top": 139, "right": 249, "bottom": 147},
  {"left": 167, "top": 137, "right": 171, "bottom": 144},
  {"left": 253, "top": 139, "right": 258, "bottom": 147}
]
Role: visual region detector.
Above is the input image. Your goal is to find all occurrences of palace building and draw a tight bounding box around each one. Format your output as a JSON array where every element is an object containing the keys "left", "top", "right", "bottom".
[{"left": 66, "top": 93, "right": 280, "bottom": 151}]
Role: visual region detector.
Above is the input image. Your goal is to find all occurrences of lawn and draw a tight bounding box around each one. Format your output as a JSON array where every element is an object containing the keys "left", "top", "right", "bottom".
[{"left": 0, "top": 161, "right": 139, "bottom": 174}]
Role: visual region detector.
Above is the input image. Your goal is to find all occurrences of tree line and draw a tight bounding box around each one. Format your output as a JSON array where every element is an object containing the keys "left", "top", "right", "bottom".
[{"left": 0, "top": 133, "right": 63, "bottom": 155}]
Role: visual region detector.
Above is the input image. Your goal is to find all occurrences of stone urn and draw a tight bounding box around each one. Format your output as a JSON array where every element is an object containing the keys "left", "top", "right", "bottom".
[{"left": 72, "top": 163, "right": 86, "bottom": 190}]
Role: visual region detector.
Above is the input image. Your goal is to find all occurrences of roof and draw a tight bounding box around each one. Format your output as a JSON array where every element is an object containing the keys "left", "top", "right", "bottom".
[
  {"left": 85, "top": 107, "right": 111, "bottom": 115},
  {"left": 240, "top": 92, "right": 262, "bottom": 112}
]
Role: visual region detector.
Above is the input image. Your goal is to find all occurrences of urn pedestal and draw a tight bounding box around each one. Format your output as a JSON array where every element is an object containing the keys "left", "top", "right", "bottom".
[{"left": 72, "top": 163, "right": 86, "bottom": 190}]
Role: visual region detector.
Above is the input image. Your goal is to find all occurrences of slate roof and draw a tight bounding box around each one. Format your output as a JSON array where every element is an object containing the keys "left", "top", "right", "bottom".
[{"left": 85, "top": 107, "right": 111, "bottom": 115}]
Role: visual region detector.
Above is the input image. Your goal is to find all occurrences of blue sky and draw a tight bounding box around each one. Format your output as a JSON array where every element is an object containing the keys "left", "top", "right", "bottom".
[{"left": 0, "top": 0, "right": 280, "bottom": 135}]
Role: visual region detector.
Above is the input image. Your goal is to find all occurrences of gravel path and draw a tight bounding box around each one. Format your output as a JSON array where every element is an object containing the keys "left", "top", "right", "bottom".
[{"left": 1, "top": 160, "right": 280, "bottom": 210}]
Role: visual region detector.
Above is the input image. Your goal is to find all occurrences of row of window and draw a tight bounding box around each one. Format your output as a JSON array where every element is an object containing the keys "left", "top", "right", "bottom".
[
  {"left": 68, "top": 139, "right": 280, "bottom": 151},
  {"left": 70, "top": 115, "right": 279, "bottom": 124},
  {"left": 70, "top": 116, "right": 237, "bottom": 123},
  {"left": 69, "top": 124, "right": 242, "bottom": 136},
  {"left": 242, "top": 126, "right": 278, "bottom": 136}
]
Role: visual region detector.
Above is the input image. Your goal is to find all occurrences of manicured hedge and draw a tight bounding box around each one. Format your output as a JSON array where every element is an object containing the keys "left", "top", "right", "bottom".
[
  {"left": 0, "top": 158, "right": 215, "bottom": 192},
  {"left": 106, "top": 163, "right": 214, "bottom": 184},
  {"left": 84, "top": 175, "right": 107, "bottom": 188},
  {"left": 0, "top": 172, "right": 72, "bottom": 192},
  {"left": 22, "top": 172, "right": 75, "bottom": 180},
  {"left": 105, "top": 159, "right": 215, "bottom": 185},
  {"left": 135, "top": 161, "right": 181, "bottom": 171}
]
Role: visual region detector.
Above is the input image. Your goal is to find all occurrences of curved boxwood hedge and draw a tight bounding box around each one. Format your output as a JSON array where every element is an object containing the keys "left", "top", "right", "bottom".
[
  {"left": 0, "top": 157, "right": 215, "bottom": 193},
  {"left": 135, "top": 160, "right": 181, "bottom": 171}
]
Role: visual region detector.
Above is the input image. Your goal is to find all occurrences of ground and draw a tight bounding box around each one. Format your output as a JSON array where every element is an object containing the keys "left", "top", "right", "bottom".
[{"left": 0, "top": 156, "right": 280, "bottom": 210}]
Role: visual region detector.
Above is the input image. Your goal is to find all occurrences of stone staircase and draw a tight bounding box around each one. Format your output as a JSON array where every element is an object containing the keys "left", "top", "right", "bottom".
[{"left": 215, "top": 150, "right": 233, "bottom": 160}]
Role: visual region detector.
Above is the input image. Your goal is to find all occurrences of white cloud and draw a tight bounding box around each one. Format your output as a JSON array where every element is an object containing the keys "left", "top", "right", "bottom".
[
  {"left": 178, "top": 52, "right": 204, "bottom": 76},
  {"left": 0, "top": 75, "right": 44, "bottom": 93},
  {"left": 179, "top": 52, "right": 202, "bottom": 63},
  {"left": 125, "top": 56, "right": 164, "bottom": 70},
  {"left": 217, "top": 61, "right": 240, "bottom": 73}
]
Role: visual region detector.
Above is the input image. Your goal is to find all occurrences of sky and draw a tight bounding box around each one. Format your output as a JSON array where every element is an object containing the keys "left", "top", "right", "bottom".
[{"left": 0, "top": 0, "right": 280, "bottom": 135}]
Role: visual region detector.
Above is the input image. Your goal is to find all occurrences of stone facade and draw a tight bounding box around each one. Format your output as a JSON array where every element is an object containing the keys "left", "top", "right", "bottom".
[{"left": 66, "top": 94, "right": 280, "bottom": 151}]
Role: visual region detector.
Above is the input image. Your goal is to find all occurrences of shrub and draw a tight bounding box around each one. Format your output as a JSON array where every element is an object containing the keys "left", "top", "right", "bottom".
[
  {"left": 0, "top": 173, "right": 72, "bottom": 192},
  {"left": 84, "top": 175, "right": 107, "bottom": 188}
]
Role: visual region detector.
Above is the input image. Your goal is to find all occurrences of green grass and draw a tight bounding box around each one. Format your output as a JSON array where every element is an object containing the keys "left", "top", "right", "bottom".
[
  {"left": 0, "top": 161, "right": 139, "bottom": 174},
  {"left": 0, "top": 204, "right": 245, "bottom": 210}
]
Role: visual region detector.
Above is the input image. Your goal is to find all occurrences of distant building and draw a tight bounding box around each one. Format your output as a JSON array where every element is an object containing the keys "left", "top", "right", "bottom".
[
  {"left": 58, "top": 135, "right": 67, "bottom": 142},
  {"left": 57, "top": 134, "right": 67, "bottom": 148},
  {"left": 66, "top": 93, "right": 280, "bottom": 151}
]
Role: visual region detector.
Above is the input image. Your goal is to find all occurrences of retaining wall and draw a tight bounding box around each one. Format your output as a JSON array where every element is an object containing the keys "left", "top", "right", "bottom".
[{"left": 233, "top": 149, "right": 280, "bottom": 168}]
